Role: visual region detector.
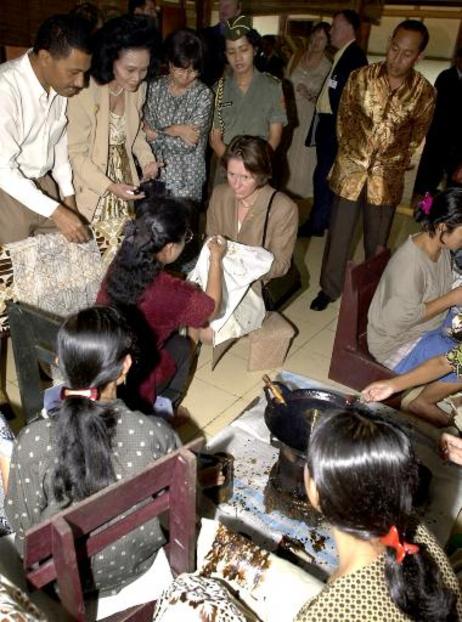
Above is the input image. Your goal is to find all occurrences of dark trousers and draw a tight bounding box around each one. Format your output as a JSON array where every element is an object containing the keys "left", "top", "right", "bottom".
[
  {"left": 308, "top": 114, "right": 338, "bottom": 233},
  {"left": 157, "top": 334, "right": 197, "bottom": 408},
  {"left": 413, "top": 136, "right": 446, "bottom": 195},
  {"left": 320, "top": 189, "right": 395, "bottom": 301}
]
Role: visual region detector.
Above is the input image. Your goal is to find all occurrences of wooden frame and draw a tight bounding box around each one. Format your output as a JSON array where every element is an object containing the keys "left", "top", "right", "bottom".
[
  {"left": 7, "top": 301, "right": 62, "bottom": 422},
  {"left": 24, "top": 439, "right": 202, "bottom": 622}
]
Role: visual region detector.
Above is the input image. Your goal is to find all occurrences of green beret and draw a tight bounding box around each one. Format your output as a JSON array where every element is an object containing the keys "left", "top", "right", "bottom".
[{"left": 224, "top": 15, "right": 253, "bottom": 41}]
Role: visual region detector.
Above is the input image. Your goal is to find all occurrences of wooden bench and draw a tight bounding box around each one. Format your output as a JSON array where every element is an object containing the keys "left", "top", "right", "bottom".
[{"left": 328, "top": 247, "right": 397, "bottom": 391}]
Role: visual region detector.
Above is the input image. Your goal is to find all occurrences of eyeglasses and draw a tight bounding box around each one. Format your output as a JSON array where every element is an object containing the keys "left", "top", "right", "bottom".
[
  {"left": 171, "top": 65, "right": 199, "bottom": 77},
  {"left": 184, "top": 229, "right": 194, "bottom": 244}
]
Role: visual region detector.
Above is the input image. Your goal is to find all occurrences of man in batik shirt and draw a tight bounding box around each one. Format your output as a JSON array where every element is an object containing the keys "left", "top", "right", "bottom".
[{"left": 311, "top": 20, "right": 435, "bottom": 311}]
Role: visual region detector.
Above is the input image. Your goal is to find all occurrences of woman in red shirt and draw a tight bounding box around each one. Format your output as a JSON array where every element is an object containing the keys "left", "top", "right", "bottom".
[{"left": 97, "top": 196, "right": 226, "bottom": 414}]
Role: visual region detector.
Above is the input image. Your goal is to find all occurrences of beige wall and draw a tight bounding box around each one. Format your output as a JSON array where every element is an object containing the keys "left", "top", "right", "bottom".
[
  {"left": 209, "top": 5, "right": 459, "bottom": 60},
  {"left": 369, "top": 12, "right": 459, "bottom": 59}
]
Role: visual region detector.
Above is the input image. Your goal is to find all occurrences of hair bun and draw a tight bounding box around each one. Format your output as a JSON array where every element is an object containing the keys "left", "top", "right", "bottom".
[{"left": 138, "top": 179, "right": 167, "bottom": 200}]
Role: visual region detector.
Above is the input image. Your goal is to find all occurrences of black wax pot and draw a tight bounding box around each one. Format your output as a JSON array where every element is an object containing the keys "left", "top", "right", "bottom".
[
  {"left": 263, "top": 382, "right": 431, "bottom": 511},
  {"left": 264, "top": 383, "right": 367, "bottom": 454}
]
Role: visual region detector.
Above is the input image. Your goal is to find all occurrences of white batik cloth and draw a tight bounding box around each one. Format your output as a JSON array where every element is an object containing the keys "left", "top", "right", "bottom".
[
  {"left": 188, "top": 240, "right": 273, "bottom": 346},
  {"left": 8, "top": 232, "right": 103, "bottom": 317}
]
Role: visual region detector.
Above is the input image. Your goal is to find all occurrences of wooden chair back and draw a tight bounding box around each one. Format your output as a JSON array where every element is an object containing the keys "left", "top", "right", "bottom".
[
  {"left": 329, "top": 247, "right": 396, "bottom": 391},
  {"left": 24, "top": 440, "right": 202, "bottom": 622},
  {"left": 7, "top": 301, "right": 62, "bottom": 422}
]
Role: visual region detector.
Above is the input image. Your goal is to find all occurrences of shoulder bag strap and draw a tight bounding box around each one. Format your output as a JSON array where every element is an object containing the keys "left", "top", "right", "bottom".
[{"left": 262, "top": 190, "right": 278, "bottom": 249}]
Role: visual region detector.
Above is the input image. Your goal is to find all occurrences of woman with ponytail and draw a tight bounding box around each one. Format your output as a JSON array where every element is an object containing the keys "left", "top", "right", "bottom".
[
  {"left": 367, "top": 188, "right": 462, "bottom": 425},
  {"left": 5, "top": 306, "right": 180, "bottom": 594},
  {"left": 97, "top": 194, "right": 226, "bottom": 415},
  {"left": 297, "top": 408, "right": 462, "bottom": 621}
]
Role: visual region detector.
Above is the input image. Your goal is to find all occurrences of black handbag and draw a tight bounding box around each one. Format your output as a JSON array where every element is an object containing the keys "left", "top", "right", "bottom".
[{"left": 261, "top": 191, "right": 301, "bottom": 311}]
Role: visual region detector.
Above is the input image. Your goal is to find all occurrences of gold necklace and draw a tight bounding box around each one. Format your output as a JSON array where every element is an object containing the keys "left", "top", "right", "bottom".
[{"left": 109, "top": 85, "right": 123, "bottom": 97}]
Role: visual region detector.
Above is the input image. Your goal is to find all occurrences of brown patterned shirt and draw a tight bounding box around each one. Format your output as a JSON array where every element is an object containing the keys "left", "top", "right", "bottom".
[
  {"left": 329, "top": 62, "right": 435, "bottom": 206},
  {"left": 296, "top": 523, "right": 462, "bottom": 621}
]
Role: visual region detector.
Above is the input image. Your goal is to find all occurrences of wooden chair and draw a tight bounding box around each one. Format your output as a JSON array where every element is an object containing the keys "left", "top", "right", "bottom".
[
  {"left": 24, "top": 439, "right": 202, "bottom": 622},
  {"left": 0, "top": 223, "right": 125, "bottom": 420},
  {"left": 7, "top": 301, "right": 62, "bottom": 422},
  {"left": 328, "top": 247, "right": 396, "bottom": 391}
]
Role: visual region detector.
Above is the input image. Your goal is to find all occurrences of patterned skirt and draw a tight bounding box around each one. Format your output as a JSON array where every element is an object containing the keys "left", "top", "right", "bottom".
[{"left": 94, "top": 144, "right": 134, "bottom": 223}]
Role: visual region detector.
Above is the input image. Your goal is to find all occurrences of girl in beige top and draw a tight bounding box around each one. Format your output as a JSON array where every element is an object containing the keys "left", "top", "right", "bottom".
[
  {"left": 367, "top": 188, "right": 462, "bottom": 426},
  {"left": 297, "top": 408, "right": 462, "bottom": 622},
  {"left": 67, "top": 15, "right": 158, "bottom": 224}
]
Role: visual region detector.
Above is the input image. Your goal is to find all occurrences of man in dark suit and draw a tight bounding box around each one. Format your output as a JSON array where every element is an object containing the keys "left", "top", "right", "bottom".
[
  {"left": 299, "top": 10, "right": 368, "bottom": 237},
  {"left": 413, "top": 47, "right": 462, "bottom": 196},
  {"left": 200, "top": 0, "right": 241, "bottom": 87}
]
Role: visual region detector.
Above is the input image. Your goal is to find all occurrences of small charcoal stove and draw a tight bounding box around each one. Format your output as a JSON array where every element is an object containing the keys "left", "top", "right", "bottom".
[
  {"left": 262, "top": 380, "right": 369, "bottom": 522},
  {"left": 262, "top": 380, "right": 432, "bottom": 522}
]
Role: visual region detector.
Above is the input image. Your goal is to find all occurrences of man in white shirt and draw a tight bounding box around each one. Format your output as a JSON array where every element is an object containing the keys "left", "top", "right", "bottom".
[{"left": 0, "top": 14, "right": 92, "bottom": 244}]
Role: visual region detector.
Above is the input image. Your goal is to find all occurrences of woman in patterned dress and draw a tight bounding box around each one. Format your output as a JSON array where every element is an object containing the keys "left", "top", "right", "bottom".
[
  {"left": 5, "top": 306, "right": 180, "bottom": 594},
  {"left": 67, "top": 15, "right": 159, "bottom": 226},
  {"left": 143, "top": 29, "right": 213, "bottom": 203},
  {"left": 284, "top": 23, "right": 331, "bottom": 199},
  {"left": 0, "top": 412, "right": 13, "bottom": 535},
  {"left": 297, "top": 408, "right": 462, "bottom": 622}
]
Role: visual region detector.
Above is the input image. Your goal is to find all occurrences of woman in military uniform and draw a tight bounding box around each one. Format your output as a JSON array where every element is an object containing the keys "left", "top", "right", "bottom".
[{"left": 210, "top": 15, "right": 287, "bottom": 185}]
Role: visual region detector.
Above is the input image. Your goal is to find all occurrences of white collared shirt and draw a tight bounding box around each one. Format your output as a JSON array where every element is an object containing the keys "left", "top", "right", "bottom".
[
  {"left": 0, "top": 51, "right": 74, "bottom": 217},
  {"left": 316, "top": 39, "right": 355, "bottom": 114}
]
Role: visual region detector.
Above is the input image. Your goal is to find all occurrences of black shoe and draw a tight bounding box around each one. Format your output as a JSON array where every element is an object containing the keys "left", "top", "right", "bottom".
[
  {"left": 310, "top": 291, "right": 332, "bottom": 311},
  {"left": 298, "top": 222, "right": 325, "bottom": 238}
]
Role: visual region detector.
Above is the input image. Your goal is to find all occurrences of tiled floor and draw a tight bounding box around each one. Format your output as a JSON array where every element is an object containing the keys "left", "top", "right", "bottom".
[
  {"left": 4, "top": 211, "right": 419, "bottom": 441},
  {"left": 177, "top": 209, "right": 418, "bottom": 442}
]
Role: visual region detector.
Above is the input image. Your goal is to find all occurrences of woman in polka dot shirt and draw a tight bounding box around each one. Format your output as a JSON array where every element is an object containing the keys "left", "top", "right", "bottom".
[
  {"left": 297, "top": 408, "right": 462, "bottom": 622},
  {"left": 5, "top": 306, "right": 180, "bottom": 595}
]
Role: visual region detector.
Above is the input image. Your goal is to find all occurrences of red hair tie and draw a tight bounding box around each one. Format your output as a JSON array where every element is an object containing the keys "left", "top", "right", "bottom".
[
  {"left": 60, "top": 387, "right": 100, "bottom": 401},
  {"left": 380, "top": 525, "right": 420, "bottom": 564}
]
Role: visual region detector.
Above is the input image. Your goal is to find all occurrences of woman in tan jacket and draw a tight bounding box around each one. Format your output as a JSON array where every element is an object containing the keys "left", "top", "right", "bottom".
[
  {"left": 67, "top": 15, "right": 158, "bottom": 224},
  {"left": 206, "top": 134, "right": 298, "bottom": 302}
]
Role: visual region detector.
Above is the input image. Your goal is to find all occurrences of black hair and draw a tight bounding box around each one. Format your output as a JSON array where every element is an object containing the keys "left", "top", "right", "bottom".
[
  {"left": 415, "top": 188, "right": 462, "bottom": 241},
  {"left": 333, "top": 9, "right": 361, "bottom": 33},
  {"left": 106, "top": 196, "right": 191, "bottom": 307},
  {"left": 393, "top": 19, "right": 430, "bottom": 53},
  {"left": 261, "top": 34, "right": 277, "bottom": 46},
  {"left": 52, "top": 306, "right": 133, "bottom": 505},
  {"left": 128, "top": 0, "right": 151, "bottom": 14},
  {"left": 33, "top": 13, "right": 92, "bottom": 57},
  {"left": 243, "top": 28, "right": 261, "bottom": 49},
  {"left": 165, "top": 28, "right": 204, "bottom": 74},
  {"left": 70, "top": 3, "right": 104, "bottom": 33},
  {"left": 307, "top": 409, "right": 458, "bottom": 621},
  {"left": 311, "top": 21, "right": 331, "bottom": 39},
  {"left": 91, "top": 14, "right": 159, "bottom": 84}
]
